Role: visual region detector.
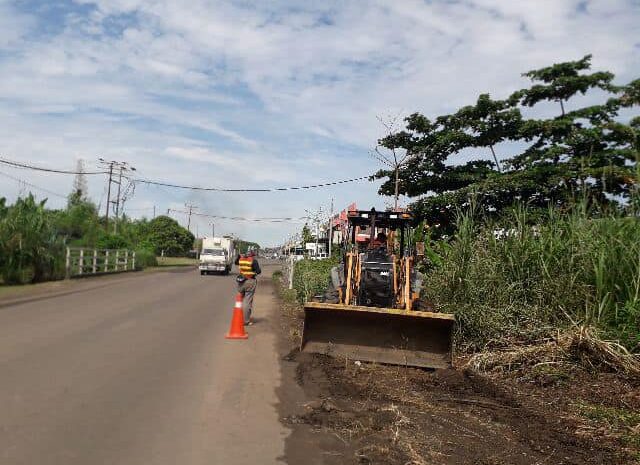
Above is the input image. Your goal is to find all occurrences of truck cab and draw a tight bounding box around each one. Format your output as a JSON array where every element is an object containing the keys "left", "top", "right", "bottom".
[{"left": 199, "top": 237, "right": 234, "bottom": 275}]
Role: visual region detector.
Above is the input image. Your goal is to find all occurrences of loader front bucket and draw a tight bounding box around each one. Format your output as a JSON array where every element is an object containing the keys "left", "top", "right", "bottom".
[{"left": 301, "top": 302, "right": 455, "bottom": 369}]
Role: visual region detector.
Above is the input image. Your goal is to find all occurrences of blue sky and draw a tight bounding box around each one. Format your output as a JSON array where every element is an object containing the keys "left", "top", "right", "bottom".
[{"left": 0, "top": 0, "right": 639, "bottom": 246}]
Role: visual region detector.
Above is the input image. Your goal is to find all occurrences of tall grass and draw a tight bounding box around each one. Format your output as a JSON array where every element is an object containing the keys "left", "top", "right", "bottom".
[
  {"left": 292, "top": 256, "right": 340, "bottom": 303},
  {"left": 425, "top": 206, "right": 640, "bottom": 352}
]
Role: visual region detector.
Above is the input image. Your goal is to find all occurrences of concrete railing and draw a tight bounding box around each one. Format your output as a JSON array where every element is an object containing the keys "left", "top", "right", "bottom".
[{"left": 65, "top": 247, "right": 136, "bottom": 279}]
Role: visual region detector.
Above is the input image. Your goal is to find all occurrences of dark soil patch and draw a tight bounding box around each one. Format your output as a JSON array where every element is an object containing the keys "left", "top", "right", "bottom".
[
  {"left": 272, "top": 276, "right": 635, "bottom": 464},
  {"left": 286, "top": 352, "right": 629, "bottom": 465}
]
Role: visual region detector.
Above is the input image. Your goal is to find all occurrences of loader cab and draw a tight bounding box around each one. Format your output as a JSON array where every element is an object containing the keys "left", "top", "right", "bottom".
[
  {"left": 346, "top": 208, "right": 413, "bottom": 256},
  {"left": 344, "top": 209, "right": 414, "bottom": 308}
]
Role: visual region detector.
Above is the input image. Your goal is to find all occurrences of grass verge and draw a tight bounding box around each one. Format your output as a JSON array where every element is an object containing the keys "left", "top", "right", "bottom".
[{"left": 155, "top": 256, "right": 198, "bottom": 267}]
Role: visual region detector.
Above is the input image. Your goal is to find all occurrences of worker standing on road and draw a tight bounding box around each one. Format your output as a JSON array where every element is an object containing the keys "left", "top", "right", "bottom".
[{"left": 235, "top": 249, "right": 261, "bottom": 325}]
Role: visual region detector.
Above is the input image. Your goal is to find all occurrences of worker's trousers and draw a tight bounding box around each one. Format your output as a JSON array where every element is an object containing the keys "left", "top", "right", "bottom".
[{"left": 237, "top": 278, "right": 257, "bottom": 323}]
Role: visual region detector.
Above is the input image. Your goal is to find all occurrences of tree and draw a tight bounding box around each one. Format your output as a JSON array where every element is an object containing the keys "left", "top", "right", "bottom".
[
  {"left": 144, "top": 216, "right": 195, "bottom": 256},
  {"left": 371, "top": 114, "right": 414, "bottom": 209},
  {"left": 517, "top": 54, "right": 614, "bottom": 116},
  {"left": 507, "top": 57, "right": 637, "bottom": 208},
  {"left": 301, "top": 224, "right": 314, "bottom": 244},
  {"left": 236, "top": 240, "right": 261, "bottom": 254},
  {"left": 449, "top": 94, "right": 523, "bottom": 172},
  {"left": 373, "top": 55, "right": 638, "bottom": 234},
  {"left": 375, "top": 113, "right": 494, "bottom": 197},
  {"left": 70, "top": 159, "right": 89, "bottom": 206},
  {"left": 0, "top": 194, "right": 64, "bottom": 283}
]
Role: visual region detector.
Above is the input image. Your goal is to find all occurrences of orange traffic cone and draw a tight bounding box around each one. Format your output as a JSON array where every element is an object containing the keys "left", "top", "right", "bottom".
[{"left": 225, "top": 293, "right": 249, "bottom": 339}]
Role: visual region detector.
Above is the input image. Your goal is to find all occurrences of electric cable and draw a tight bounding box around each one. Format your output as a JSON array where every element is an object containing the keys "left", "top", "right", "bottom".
[
  {"left": 168, "top": 208, "right": 309, "bottom": 223},
  {"left": 0, "top": 156, "right": 106, "bottom": 175},
  {"left": 1, "top": 155, "right": 370, "bottom": 193},
  {"left": 0, "top": 170, "right": 68, "bottom": 199},
  {"left": 132, "top": 175, "right": 369, "bottom": 192}
]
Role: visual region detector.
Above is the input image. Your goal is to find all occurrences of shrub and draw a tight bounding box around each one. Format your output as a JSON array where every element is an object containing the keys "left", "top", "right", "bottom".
[
  {"left": 292, "top": 257, "right": 339, "bottom": 303},
  {"left": 96, "top": 233, "right": 132, "bottom": 250},
  {"left": 133, "top": 249, "right": 158, "bottom": 269}
]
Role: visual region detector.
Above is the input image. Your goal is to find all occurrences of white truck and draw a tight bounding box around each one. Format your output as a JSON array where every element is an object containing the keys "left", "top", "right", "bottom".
[{"left": 199, "top": 237, "right": 235, "bottom": 275}]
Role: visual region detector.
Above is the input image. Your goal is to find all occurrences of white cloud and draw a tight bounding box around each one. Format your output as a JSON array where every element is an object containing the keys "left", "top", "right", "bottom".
[{"left": 0, "top": 0, "right": 638, "bottom": 244}]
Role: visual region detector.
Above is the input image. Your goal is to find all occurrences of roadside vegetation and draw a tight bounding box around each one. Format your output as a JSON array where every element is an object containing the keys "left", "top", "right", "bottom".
[
  {"left": 155, "top": 256, "right": 198, "bottom": 267},
  {"left": 425, "top": 205, "right": 640, "bottom": 354},
  {"left": 291, "top": 255, "right": 340, "bottom": 303},
  {"left": 0, "top": 188, "right": 195, "bottom": 284}
]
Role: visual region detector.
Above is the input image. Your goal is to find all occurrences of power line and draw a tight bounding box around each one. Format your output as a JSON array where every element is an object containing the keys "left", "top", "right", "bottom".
[
  {"left": 0, "top": 156, "right": 106, "bottom": 175},
  {"left": 168, "top": 208, "right": 308, "bottom": 223},
  {"left": 0, "top": 170, "right": 68, "bottom": 199},
  {"left": 0, "top": 155, "right": 371, "bottom": 192},
  {"left": 133, "top": 175, "right": 370, "bottom": 192},
  {"left": 123, "top": 206, "right": 155, "bottom": 212}
]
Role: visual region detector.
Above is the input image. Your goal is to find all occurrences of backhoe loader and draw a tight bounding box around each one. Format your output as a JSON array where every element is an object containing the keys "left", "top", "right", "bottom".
[{"left": 301, "top": 208, "right": 454, "bottom": 369}]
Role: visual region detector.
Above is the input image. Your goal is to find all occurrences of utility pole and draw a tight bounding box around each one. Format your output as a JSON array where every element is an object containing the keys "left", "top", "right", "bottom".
[
  {"left": 328, "top": 198, "right": 334, "bottom": 258},
  {"left": 315, "top": 207, "right": 322, "bottom": 257},
  {"left": 113, "top": 167, "right": 123, "bottom": 233},
  {"left": 184, "top": 203, "right": 197, "bottom": 232},
  {"left": 104, "top": 162, "right": 114, "bottom": 225},
  {"left": 153, "top": 205, "right": 156, "bottom": 218},
  {"left": 211, "top": 223, "right": 215, "bottom": 238},
  {"left": 113, "top": 162, "right": 136, "bottom": 233},
  {"left": 99, "top": 159, "right": 135, "bottom": 233}
]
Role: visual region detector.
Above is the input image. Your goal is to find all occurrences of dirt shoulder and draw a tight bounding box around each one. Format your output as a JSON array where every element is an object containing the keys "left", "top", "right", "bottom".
[{"left": 273, "top": 276, "right": 637, "bottom": 464}]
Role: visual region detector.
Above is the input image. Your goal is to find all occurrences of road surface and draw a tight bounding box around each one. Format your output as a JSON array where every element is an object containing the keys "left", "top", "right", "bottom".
[{"left": 0, "top": 267, "right": 289, "bottom": 465}]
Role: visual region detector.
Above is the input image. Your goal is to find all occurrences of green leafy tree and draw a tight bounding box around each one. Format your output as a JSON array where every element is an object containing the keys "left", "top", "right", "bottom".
[
  {"left": 507, "top": 57, "right": 637, "bottom": 209},
  {"left": 516, "top": 54, "right": 614, "bottom": 116},
  {"left": 0, "top": 194, "right": 64, "bottom": 283},
  {"left": 301, "top": 224, "right": 314, "bottom": 243},
  {"left": 449, "top": 94, "right": 523, "bottom": 172},
  {"left": 144, "top": 216, "right": 194, "bottom": 256},
  {"left": 374, "top": 55, "right": 638, "bottom": 234},
  {"left": 236, "top": 240, "right": 261, "bottom": 254}
]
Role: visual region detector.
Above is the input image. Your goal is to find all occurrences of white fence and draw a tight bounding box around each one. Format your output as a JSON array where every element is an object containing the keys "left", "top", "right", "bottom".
[{"left": 65, "top": 247, "right": 136, "bottom": 278}]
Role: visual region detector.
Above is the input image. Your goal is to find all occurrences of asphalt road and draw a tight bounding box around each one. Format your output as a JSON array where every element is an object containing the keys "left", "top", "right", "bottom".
[{"left": 0, "top": 267, "right": 288, "bottom": 465}]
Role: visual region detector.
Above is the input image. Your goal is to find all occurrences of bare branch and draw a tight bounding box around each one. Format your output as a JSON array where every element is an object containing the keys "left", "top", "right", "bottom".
[{"left": 373, "top": 147, "right": 394, "bottom": 167}]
